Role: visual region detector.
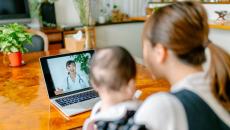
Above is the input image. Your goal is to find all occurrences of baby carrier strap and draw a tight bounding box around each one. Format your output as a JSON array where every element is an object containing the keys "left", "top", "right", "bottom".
[{"left": 172, "top": 89, "right": 229, "bottom": 130}]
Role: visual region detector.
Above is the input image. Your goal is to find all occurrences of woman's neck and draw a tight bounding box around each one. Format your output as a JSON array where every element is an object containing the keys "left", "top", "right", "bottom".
[
  {"left": 70, "top": 73, "right": 76, "bottom": 81},
  {"left": 167, "top": 64, "right": 203, "bottom": 85}
]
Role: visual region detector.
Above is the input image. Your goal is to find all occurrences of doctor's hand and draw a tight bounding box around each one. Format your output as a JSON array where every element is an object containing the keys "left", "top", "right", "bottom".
[{"left": 54, "top": 88, "right": 64, "bottom": 95}]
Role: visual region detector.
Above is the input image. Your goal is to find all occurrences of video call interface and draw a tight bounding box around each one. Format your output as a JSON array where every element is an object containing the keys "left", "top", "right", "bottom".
[{"left": 47, "top": 53, "right": 92, "bottom": 95}]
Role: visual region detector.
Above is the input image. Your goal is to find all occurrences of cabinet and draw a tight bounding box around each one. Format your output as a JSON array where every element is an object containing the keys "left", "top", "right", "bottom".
[
  {"left": 40, "top": 27, "right": 96, "bottom": 50},
  {"left": 40, "top": 28, "right": 63, "bottom": 50}
]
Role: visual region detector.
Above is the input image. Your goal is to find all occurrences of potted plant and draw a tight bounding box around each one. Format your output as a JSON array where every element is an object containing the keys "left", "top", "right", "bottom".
[
  {"left": 73, "top": 0, "right": 90, "bottom": 26},
  {"left": 0, "top": 23, "right": 32, "bottom": 67},
  {"left": 28, "top": 0, "right": 58, "bottom": 28},
  {"left": 40, "top": 0, "right": 58, "bottom": 28},
  {"left": 74, "top": 0, "right": 94, "bottom": 50}
]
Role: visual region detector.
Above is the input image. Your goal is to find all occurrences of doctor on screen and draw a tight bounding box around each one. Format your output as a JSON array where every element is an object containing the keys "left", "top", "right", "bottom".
[{"left": 54, "top": 60, "right": 89, "bottom": 95}]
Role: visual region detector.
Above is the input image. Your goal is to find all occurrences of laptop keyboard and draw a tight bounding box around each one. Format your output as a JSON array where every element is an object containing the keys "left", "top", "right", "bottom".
[{"left": 55, "top": 90, "right": 99, "bottom": 107}]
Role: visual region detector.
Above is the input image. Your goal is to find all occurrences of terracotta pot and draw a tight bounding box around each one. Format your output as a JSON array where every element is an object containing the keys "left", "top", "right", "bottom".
[{"left": 8, "top": 52, "right": 22, "bottom": 67}]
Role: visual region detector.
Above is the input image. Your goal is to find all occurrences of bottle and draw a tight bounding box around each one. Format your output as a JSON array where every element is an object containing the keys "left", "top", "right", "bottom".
[{"left": 98, "top": 9, "right": 106, "bottom": 24}]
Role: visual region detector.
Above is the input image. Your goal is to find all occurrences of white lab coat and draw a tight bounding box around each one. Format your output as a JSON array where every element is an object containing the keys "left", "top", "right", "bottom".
[{"left": 62, "top": 73, "right": 90, "bottom": 93}]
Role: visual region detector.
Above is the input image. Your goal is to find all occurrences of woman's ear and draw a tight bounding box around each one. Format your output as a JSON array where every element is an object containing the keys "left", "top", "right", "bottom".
[{"left": 154, "top": 43, "right": 168, "bottom": 64}]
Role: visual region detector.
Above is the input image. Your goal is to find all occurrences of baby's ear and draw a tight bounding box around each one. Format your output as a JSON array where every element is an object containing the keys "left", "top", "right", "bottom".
[
  {"left": 128, "top": 79, "right": 135, "bottom": 88},
  {"left": 127, "top": 79, "right": 136, "bottom": 93}
]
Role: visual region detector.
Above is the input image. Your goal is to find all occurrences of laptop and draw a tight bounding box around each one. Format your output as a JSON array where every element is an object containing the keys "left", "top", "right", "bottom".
[{"left": 40, "top": 50, "right": 100, "bottom": 117}]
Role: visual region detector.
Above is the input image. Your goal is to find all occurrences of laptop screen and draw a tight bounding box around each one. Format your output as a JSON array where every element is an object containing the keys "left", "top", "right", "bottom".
[{"left": 40, "top": 50, "right": 94, "bottom": 98}]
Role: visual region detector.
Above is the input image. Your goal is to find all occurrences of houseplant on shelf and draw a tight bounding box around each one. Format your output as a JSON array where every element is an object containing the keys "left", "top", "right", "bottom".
[
  {"left": 0, "top": 23, "right": 32, "bottom": 67},
  {"left": 73, "top": 0, "right": 94, "bottom": 50},
  {"left": 29, "top": 0, "right": 58, "bottom": 28}
]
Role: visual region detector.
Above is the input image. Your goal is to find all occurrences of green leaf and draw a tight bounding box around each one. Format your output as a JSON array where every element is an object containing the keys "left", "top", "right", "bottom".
[
  {"left": 17, "top": 33, "right": 26, "bottom": 38},
  {"left": 3, "top": 29, "right": 13, "bottom": 34},
  {"left": 0, "top": 42, "right": 9, "bottom": 49},
  {"left": 10, "top": 46, "right": 19, "bottom": 52},
  {"left": 0, "top": 23, "right": 32, "bottom": 53},
  {"left": 19, "top": 37, "right": 26, "bottom": 42},
  {"left": 3, "top": 47, "right": 10, "bottom": 53},
  {"left": 73, "top": 53, "right": 90, "bottom": 74}
]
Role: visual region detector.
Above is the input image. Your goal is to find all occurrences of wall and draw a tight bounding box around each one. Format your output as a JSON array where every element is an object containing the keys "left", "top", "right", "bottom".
[
  {"left": 203, "top": 4, "right": 230, "bottom": 20},
  {"left": 54, "top": 0, "right": 149, "bottom": 26},
  {"left": 98, "top": 0, "right": 148, "bottom": 17},
  {"left": 55, "top": 0, "right": 81, "bottom": 27},
  {"left": 209, "top": 29, "right": 230, "bottom": 52},
  {"left": 95, "top": 23, "right": 230, "bottom": 63},
  {"left": 149, "top": 3, "right": 230, "bottom": 21},
  {"left": 54, "top": 2, "right": 230, "bottom": 26},
  {"left": 96, "top": 23, "right": 144, "bottom": 59}
]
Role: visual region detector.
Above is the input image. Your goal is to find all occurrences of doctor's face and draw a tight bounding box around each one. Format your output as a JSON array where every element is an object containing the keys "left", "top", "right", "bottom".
[{"left": 67, "top": 63, "right": 76, "bottom": 74}]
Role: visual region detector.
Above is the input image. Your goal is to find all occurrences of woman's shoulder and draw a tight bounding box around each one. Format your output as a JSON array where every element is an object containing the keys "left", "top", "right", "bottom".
[
  {"left": 135, "top": 92, "right": 188, "bottom": 130},
  {"left": 139, "top": 92, "right": 181, "bottom": 109},
  {"left": 137, "top": 92, "right": 183, "bottom": 114}
]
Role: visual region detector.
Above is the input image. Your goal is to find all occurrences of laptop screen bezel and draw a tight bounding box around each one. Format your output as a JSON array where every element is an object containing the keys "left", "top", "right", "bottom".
[{"left": 40, "top": 50, "right": 95, "bottom": 99}]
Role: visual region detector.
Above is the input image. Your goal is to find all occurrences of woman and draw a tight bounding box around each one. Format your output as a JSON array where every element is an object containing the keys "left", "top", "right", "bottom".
[
  {"left": 55, "top": 60, "right": 89, "bottom": 95},
  {"left": 135, "top": 2, "right": 230, "bottom": 130}
]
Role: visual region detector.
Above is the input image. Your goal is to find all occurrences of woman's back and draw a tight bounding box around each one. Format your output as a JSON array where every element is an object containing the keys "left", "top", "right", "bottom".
[{"left": 135, "top": 72, "right": 230, "bottom": 130}]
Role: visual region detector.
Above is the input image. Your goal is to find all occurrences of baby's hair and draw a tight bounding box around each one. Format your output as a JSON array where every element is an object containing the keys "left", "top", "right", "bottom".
[{"left": 90, "top": 46, "right": 136, "bottom": 91}]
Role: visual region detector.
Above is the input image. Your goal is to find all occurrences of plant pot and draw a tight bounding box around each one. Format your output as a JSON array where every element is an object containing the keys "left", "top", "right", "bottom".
[
  {"left": 40, "top": 2, "right": 57, "bottom": 28},
  {"left": 8, "top": 52, "right": 22, "bottom": 67}
]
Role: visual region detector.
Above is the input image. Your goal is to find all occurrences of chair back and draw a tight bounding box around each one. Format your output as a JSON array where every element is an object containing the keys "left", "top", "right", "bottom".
[{"left": 25, "top": 29, "right": 49, "bottom": 52}]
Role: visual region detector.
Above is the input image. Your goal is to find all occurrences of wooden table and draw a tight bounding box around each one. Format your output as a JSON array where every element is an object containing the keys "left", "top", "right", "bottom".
[{"left": 0, "top": 51, "right": 169, "bottom": 130}]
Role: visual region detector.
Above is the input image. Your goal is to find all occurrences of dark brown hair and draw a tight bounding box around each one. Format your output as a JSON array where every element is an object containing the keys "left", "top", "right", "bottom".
[
  {"left": 90, "top": 46, "right": 136, "bottom": 91},
  {"left": 144, "top": 2, "right": 230, "bottom": 111},
  {"left": 66, "top": 60, "right": 75, "bottom": 68}
]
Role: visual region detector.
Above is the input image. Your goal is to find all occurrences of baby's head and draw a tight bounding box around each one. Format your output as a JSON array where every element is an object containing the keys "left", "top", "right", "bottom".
[{"left": 90, "top": 46, "right": 136, "bottom": 100}]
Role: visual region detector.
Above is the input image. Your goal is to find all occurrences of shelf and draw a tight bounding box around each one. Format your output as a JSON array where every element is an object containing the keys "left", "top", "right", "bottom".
[
  {"left": 209, "top": 23, "right": 230, "bottom": 30},
  {"left": 129, "top": 16, "right": 230, "bottom": 30},
  {"left": 148, "top": 2, "right": 230, "bottom": 4}
]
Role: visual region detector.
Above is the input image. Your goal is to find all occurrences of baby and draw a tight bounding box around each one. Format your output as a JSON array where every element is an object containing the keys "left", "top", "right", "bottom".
[{"left": 83, "top": 46, "right": 146, "bottom": 130}]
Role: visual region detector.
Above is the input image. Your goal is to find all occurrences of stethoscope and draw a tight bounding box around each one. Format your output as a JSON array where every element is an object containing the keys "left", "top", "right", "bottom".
[{"left": 67, "top": 74, "right": 84, "bottom": 89}]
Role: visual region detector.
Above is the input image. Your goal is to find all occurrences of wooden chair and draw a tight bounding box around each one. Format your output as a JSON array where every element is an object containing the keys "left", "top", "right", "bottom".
[{"left": 26, "top": 29, "right": 49, "bottom": 52}]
